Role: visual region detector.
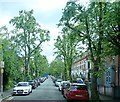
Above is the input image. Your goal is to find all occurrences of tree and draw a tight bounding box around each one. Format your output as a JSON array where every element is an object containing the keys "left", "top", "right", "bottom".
[
  {"left": 0, "top": 26, "right": 24, "bottom": 89},
  {"left": 54, "top": 28, "right": 79, "bottom": 81},
  {"left": 9, "top": 10, "right": 50, "bottom": 80},
  {"left": 2, "top": 39, "right": 23, "bottom": 89},
  {"left": 29, "top": 53, "right": 49, "bottom": 79},
  {"left": 49, "top": 57, "right": 64, "bottom": 78},
  {"left": 103, "top": 2, "right": 120, "bottom": 55},
  {"left": 58, "top": 1, "right": 108, "bottom": 101},
  {"left": 36, "top": 55, "right": 49, "bottom": 77}
]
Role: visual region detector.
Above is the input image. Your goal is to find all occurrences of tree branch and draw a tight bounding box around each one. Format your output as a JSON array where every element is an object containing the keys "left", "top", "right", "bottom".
[{"left": 65, "top": 22, "right": 84, "bottom": 37}]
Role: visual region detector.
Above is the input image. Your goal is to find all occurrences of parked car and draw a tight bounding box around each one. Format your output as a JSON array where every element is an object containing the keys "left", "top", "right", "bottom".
[
  {"left": 35, "top": 78, "right": 41, "bottom": 86},
  {"left": 58, "top": 81, "right": 70, "bottom": 91},
  {"left": 40, "top": 77, "right": 47, "bottom": 83},
  {"left": 51, "top": 76, "right": 57, "bottom": 83},
  {"left": 55, "top": 79, "right": 63, "bottom": 87},
  {"left": 34, "top": 79, "right": 39, "bottom": 87},
  {"left": 76, "top": 78, "right": 84, "bottom": 84},
  {"left": 61, "top": 81, "right": 70, "bottom": 95},
  {"left": 28, "top": 80, "right": 36, "bottom": 89},
  {"left": 12, "top": 82, "right": 32, "bottom": 95},
  {"left": 64, "top": 83, "right": 89, "bottom": 101}
]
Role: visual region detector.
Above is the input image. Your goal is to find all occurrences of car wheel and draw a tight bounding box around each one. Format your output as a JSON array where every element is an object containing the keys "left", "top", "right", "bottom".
[
  {"left": 63, "top": 93, "right": 66, "bottom": 98},
  {"left": 67, "top": 99, "right": 71, "bottom": 102}
]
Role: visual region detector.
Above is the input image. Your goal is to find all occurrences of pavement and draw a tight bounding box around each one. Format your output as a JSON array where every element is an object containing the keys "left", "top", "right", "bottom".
[
  {"left": 1, "top": 88, "right": 12, "bottom": 102},
  {"left": 1, "top": 85, "right": 120, "bottom": 102}
]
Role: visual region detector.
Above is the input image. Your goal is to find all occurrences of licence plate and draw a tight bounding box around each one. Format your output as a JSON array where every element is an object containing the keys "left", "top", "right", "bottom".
[
  {"left": 75, "top": 95, "right": 83, "bottom": 97},
  {"left": 17, "top": 90, "right": 23, "bottom": 93}
]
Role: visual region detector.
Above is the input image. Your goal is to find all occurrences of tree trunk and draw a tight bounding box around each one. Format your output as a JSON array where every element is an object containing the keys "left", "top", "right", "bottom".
[
  {"left": 69, "top": 67, "right": 72, "bottom": 81},
  {"left": 91, "top": 63, "right": 101, "bottom": 102},
  {"left": 64, "top": 66, "right": 67, "bottom": 80}
]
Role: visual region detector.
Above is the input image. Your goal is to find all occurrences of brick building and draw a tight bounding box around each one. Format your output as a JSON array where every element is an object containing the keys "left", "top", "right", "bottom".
[
  {"left": 71, "top": 53, "right": 91, "bottom": 82},
  {"left": 71, "top": 54, "right": 120, "bottom": 98}
]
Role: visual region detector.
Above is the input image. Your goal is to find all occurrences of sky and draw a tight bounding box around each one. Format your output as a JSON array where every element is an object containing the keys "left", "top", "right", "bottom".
[{"left": 0, "top": 0, "right": 88, "bottom": 63}]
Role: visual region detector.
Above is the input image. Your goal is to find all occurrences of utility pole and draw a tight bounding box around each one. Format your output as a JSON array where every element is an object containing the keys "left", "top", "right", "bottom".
[{"left": 0, "top": 61, "right": 4, "bottom": 102}]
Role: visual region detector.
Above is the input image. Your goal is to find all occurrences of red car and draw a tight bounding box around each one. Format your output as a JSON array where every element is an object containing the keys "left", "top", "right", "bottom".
[{"left": 65, "top": 83, "right": 89, "bottom": 101}]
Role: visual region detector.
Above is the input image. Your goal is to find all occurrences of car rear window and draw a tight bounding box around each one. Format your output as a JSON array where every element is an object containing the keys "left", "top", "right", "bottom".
[{"left": 70, "top": 85, "right": 87, "bottom": 90}]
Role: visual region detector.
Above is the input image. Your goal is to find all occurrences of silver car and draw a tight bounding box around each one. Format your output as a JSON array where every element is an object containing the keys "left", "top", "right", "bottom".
[{"left": 55, "top": 79, "right": 62, "bottom": 87}]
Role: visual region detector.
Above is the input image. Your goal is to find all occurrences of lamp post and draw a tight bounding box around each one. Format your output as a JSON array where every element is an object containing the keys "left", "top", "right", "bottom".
[{"left": 0, "top": 61, "right": 4, "bottom": 101}]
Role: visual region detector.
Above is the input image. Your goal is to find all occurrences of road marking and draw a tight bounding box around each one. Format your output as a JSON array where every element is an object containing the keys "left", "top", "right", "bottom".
[{"left": 6, "top": 96, "right": 14, "bottom": 101}]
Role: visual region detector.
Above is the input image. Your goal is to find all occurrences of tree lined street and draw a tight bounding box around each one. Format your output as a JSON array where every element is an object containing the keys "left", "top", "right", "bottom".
[
  {"left": 2, "top": 77, "right": 120, "bottom": 102},
  {"left": 6, "top": 77, "right": 66, "bottom": 101},
  {"left": 0, "top": 0, "right": 120, "bottom": 102}
]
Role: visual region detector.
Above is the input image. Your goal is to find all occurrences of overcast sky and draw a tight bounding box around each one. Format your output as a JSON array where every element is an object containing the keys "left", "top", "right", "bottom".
[{"left": 0, "top": 0, "right": 88, "bottom": 63}]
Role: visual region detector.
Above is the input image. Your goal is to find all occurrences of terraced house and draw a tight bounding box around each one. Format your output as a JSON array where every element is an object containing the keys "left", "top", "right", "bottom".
[
  {"left": 71, "top": 53, "right": 91, "bottom": 82},
  {"left": 98, "top": 55, "right": 120, "bottom": 98},
  {"left": 71, "top": 54, "right": 120, "bottom": 98}
]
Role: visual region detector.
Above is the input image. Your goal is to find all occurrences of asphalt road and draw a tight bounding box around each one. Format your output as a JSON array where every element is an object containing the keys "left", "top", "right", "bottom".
[{"left": 7, "top": 77, "right": 66, "bottom": 101}]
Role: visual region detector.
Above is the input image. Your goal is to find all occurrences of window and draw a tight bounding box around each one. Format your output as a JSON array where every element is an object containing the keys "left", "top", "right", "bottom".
[
  {"left": 88, "top": 61, "right": 90, "bottom": 69},
  {"left": 71, "top": 85, "right": 88, "bottom": 90},
  {"left": 106, "top": 71, "right": 111, "bottom": 84}
]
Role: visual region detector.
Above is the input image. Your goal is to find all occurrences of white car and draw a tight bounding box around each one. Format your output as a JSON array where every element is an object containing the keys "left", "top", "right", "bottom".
[
  {"left": 13, "top": 82, "right": 32, "bottom": 95},
  {"left": 55, "top": 79, "right": 62, "bottom": 87},
  {"left": 58, "top": 81, "right": 70, "bottom": 91}
]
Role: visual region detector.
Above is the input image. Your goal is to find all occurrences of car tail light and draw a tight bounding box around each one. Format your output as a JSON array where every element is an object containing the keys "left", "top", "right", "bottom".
[{"left": 84, "top": 91, "right": 89, "bottom": 96}]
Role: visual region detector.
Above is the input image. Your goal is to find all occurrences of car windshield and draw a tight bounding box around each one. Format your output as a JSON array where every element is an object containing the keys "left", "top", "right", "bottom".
[
  {"left": 17, "top": 83, "right": 28, "bottom": 86},
  {"left": 28, "top": 80, "right": 33, "bottom": 83},
  {"left": 63, "top": 82, "right": 70, "bottom": 86},
  {"left": 57, "top": 81, "right": 62, "bottom": 82},
  {"left": 28, "top": 80, "right": 33, "bottom": 82},
  {"left": 57, "top": 79, "right": 62, "bottom": 82},
  {"left": 70, "top": 85, "right": 87, "bottom": 90}
]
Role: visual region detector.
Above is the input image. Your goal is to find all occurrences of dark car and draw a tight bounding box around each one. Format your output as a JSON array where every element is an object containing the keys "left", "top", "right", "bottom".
[
  {"left": 28, "top": 80, "right": 36, "bottom": 89},
  {"left": 35, "top": 78, "right": 41, "bottom": 86},
  {"left": 51, "top": 76, "right": 57, "bottom": 83},
  {"left": 40, "top": 77, "right": 46, "bottom": 83}
]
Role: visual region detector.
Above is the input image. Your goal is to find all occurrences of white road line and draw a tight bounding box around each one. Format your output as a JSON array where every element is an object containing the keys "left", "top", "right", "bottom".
[{"left": 6, "top": 97, "right": 14, "bottom": 101}]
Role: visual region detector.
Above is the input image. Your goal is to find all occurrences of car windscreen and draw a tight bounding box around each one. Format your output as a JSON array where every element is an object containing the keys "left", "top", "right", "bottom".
[
  {"left": 63, "top": 83, "right": 70, "bottom": 87},
  {"left": 70, "top": 85, "right": 87, "bottom": 90},
  {"left": 57, "top": 79, "right": 62, "bottom": 82},
  {"left": 28, "top": 80, "right": 34, "bottom": 84},
  {"left": 57, "top": 81, "right": 62, "bottom": 82},
  {"left": 17, "top": 83, "right": 28, "bottom": 86},
  {"left": 28, "top": 80, "right": 33, "bottom": 82}
]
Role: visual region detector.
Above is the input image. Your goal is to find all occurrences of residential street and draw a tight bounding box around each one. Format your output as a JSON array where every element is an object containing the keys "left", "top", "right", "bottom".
[
  {"left": 3, "top": 77, "right": 66, "bottom": 101},
  {"left": 2, "top": 77, "right": 120, "bottom": 102}
]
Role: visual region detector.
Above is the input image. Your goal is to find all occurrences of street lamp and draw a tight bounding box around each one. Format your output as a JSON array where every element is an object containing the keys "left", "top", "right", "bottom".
[{"left": 0, "top": 61, "right": 4, "bottom": 101}]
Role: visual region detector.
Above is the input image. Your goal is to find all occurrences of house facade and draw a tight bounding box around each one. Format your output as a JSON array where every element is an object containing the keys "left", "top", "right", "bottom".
[
  {"left": 97, "top": 55, "right": 120, "bottom": 98},
  {"left": 71, "top": 54, "right": 120, "bottom": 98},
  {"left": 71, "top": 53, "right": 91, "bottom": 82}
]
